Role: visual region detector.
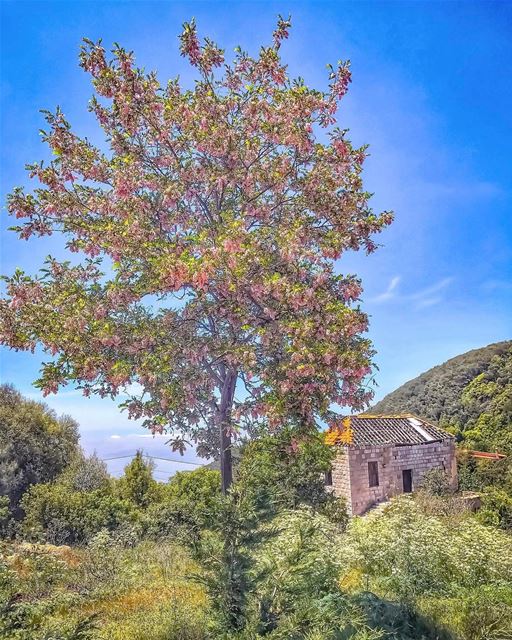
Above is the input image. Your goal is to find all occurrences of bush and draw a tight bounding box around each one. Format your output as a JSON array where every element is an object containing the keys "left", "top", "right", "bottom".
[
  {"left": 477, "top": 487, "right": 512, "bottom": 530},
  {"left": 418, "top": 468, "right": 451, "bottom": 496},
  {"left": 0, "top": 384, "right": 79, "bottom": 518},
  {"left": 236, "top": 429, "right": 336, "bottom": 513},
  {"left": 58, "top": 452, "right": 110, "bottom": 493},
  {"left": 163, "top": 468, "right": 222, "bottom": 526},
  {"left": 21, "top": 483, "right": 137, "bottom": 545},
  {"left": 343, "top": 496, "right": 512, "bottom": 635},
  {"left": 116, "top": 451, "right": 159, "bottom": 508}
]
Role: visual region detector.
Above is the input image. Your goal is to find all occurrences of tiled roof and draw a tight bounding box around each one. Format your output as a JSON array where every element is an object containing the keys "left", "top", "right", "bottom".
[{"left": 328, "top": 414, "right": 453, "bottom": 447}]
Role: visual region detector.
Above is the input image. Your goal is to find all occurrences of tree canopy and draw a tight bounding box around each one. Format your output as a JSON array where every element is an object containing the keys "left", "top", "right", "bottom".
[
  {"left": 1, "top": 18, "right": 392, "bottom": 490},
  {"left": 0, "top": 384, "right": 79, "bottom": 515}
]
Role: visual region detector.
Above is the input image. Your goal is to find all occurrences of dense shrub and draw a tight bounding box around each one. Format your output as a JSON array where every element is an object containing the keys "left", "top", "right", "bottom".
[
  {"left": 418, "top": 468, "right": 452, "bottom": 496},
  {"left": 141, "top": 468, "right": 222, "bottom": 540},
  {"left": 20, "top": 483, "right": 137, "bottom": 544},
  {"left": 343, "top": 497, "right": 512, "bottom": 638},
  {"left": 163, "top": 467, "right": 222, "bottom": 525},
  {"left": 116, "top": 451, "right": 159, "bottom": 508},
  {"left": 0, "top": 385, "right": 79, "bottom": 517},
  {"left": 477, "top": 487, "right": 512, "bottom": 530},
  {"left": 58, "top": 452, "right": 110, "bottom": 493},
  {"left": 236, "top": 429, "right": 347, "bottom": 526},
  {"left": 345, "top": 498, "right": 512, "bottom": 598}
]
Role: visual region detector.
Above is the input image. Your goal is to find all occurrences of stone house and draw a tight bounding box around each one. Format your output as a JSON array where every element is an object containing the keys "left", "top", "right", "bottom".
[{"left": 325, "top": 414, "right": 457, "bottom": 516}]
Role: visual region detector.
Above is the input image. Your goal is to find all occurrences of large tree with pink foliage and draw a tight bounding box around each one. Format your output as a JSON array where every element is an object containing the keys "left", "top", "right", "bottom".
[{"left": 1, "top": 18, "right": 392, "bottom": 491}]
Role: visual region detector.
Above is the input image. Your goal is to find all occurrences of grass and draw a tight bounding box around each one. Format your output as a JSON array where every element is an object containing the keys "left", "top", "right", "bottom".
[{"left": 1, "top": 537, "right": 208, "bottom": 639}]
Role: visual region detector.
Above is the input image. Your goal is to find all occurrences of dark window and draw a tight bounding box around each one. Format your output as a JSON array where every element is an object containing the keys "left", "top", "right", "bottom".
[
  {"left": 368, "top": 461, "right": 379, "bottom": 487},
  {"left": 402, "top": 469, "right": 413, "bottom": 493},
  {"left": 324, "top": 469, "right": 333, "bottom": 486}
]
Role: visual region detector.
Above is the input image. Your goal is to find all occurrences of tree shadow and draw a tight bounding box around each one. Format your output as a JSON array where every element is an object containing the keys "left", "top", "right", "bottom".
[{"left": 353, "top": 592, "right": 455, "bottom": 640}]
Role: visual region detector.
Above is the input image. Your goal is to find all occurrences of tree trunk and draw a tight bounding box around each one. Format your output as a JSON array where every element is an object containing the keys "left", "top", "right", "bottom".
[{"left": 218, "top": 370, "right": 237, "bottom": 494}]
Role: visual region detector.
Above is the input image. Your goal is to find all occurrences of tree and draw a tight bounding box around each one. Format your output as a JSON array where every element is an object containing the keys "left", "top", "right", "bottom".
[
  {"left": 0, "top": 17, "right": 392, "bottom": 492},
  {"left": 58, "top": 451, "right": 110, "bottom": 493},
  {"left": 0, "top": 385, "right": 79, "bottom": 516},
  {"left": 118, "top": 450, "right": 156, "bottom": 507},
  {"left": 236, "top": 428, "right": 337, "bottom": 512}
]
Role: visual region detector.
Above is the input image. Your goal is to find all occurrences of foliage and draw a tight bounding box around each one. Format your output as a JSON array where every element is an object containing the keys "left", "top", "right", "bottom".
[
  {"left": 0, "top": 496, "right": 10, "bottom": 537},
  {"left": 420, "top": 585, "right": 512, "bottom": 640},
  {"left": 20, "top": 482, "right": 137, "bottom": 544},
  {"left": 343, "top": 497, "right": 512, "bottom": 637},
  {"left": 58, "top": 452, "right": 110, "bottom": 493},
  {"left": 1, "top": 18, "right": 392, "bottom": 492},
  {"left": 0, "top": 385, "right": 79, "bottom": 517},
  {"left": 0, "top": 538, "right": 207, "bottom": 640},
  {"left": 459, "top": 346, "right": 512, "bottom": 453},
  {"left": 162, "top": 467, "right": 221, "bottom": 525},
  {"left": 4, "top": 486, "right": 512, "bottom": 639},
  {"left": 236, "top": 429, "right": 347, "bottom": 525},
  {"left": 249, "top": 508, "right": 349, "bottom": 637},
  {"left": 194, "top": 484, "right": 275, "bottom": 634},
  {"left": 373, "top": 341, "right": 512, "bottom": 454},
  {"left": 117, "top": 451, "right": 157, "bottom": 508},
  {"left": 477, "top": 487, "right": 512, "bottom": 530},
  {"left": 417, "top": 468, "right": 452, "bottom": 497},
  {"left": 140, "top": 468, "right": 222, "bottom": 540}
]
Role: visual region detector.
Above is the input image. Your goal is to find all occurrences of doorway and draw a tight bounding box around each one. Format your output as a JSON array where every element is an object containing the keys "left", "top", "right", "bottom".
[{"left": 402, "top": 469, "right": 413, "bottom": 493}]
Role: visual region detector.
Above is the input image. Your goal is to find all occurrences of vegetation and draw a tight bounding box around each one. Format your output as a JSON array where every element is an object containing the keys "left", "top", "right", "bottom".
[
  {"left": 373, "top": 341, "right": 511, "bottom": 452},
  {"left": 0, "top": 18, "right": 392, "bottom": 492},
  {"left": 0, "top": 384, "right": 80, "bottom": 520},
  {"left": 0, "top": 384, "right": 511, "bottom": 638}
]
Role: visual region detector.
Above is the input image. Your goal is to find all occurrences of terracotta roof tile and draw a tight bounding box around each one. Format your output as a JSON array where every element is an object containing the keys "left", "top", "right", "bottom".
[{"left": 328, "top": 414, "right": 452, "bottom": 447}]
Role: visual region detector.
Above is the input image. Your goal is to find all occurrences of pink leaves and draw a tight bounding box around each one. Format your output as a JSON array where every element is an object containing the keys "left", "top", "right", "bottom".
[
  {"left": 329, "top": 62, "right": 352, "bottom": 100},
  {"left": 222, "top": 238, "right": 241, "bottom": 254},
  {"left": 1, "top": 17, "right": 393, "bottom": 462},
  {"left": 272, "top": 15, "right": 292, "bottom": 50},
  {"left": 179, "top": 20, "right": 202, "bottom": 66},
  {"left": 192, "top": 269, "right": 209, "bottom": 292},
  {"left": 179, "top": 20, "right": 224, "bottom": 74}
]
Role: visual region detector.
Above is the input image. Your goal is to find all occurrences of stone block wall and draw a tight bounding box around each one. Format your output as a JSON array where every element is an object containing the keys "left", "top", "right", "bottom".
[
  {"left": 330, "top": 448, "right": 352, "bottom": 513},
  {"left": 331, "top": 439, "right": 457, "bottom": 516}
]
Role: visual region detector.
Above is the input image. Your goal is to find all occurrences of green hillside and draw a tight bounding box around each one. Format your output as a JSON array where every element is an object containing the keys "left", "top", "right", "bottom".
[{"left": 373, "top": 341, "right": 512, "bottom": 453}]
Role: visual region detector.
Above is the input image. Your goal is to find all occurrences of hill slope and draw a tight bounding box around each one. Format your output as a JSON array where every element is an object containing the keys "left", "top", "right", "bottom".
[{"left": 372, "top": 341, "right": 512, "bottom": 453}]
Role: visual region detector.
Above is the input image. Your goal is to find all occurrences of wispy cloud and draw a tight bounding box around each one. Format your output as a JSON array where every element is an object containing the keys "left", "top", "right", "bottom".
[
  {"left": 369, "top": 276, "right": 454, "bottom": 310},
  {"left": 370, "top": 276, "right": 401, "bottom": 303},
  {"left": 415, "top": 296, "right": 443, "bottom": 309},
  {"left": 408, "top": 277, "right": 453, "bottom": 303}
]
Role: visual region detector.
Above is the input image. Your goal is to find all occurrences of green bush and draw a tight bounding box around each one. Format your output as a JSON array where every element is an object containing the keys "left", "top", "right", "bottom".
[
  {"left": 20, "top": 483, "right": 137, "bottom": 544},
  {"left": 163, "top": 468, "right": 222, "bottom": 525},
  {"left": 116, "top": 451, "right": 158, "bottom": 508},
  {"left": 0, "top": 384, "right": 79, "bottom": 518},
  {"left": 477, "top": 487, "right": 512, "bottom": 530},
  {"left": 345, "top": 497, "right": 512, "bottom": 600},
  {"left": 58, "top": 452, "right": 110, "bottom": 493},
  {"left": 236, "top": 429, "right": 340, "bottom": 515},
  {"left": 418, "top": 468, "right": 451, "bottom": 496}
]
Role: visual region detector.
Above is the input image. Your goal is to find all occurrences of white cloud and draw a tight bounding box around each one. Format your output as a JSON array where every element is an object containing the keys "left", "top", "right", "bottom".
[
  {"left": 409, "top": 277, "right": 454, "bottom": 301},
  {"left": 368, "top": 276, "right": 453, "bottom": 310},
  {"left": 370, "top": 276, "right": 401, "bottom": 303}
]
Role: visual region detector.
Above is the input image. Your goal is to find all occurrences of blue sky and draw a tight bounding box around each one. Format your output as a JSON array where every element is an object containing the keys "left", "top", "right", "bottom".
[{"left": 1, "top": 1, "right": 511, "bottom": 476}]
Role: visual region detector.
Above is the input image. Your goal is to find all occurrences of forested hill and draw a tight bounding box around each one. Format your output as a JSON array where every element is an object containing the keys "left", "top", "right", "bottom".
[{"left": 372, "top": 341, "right": 512, "bottom": 453}]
